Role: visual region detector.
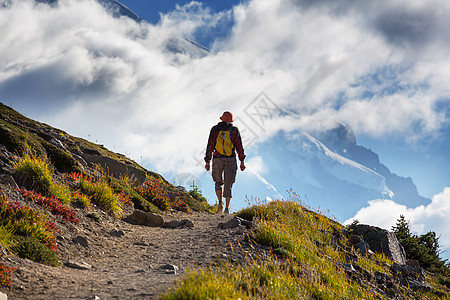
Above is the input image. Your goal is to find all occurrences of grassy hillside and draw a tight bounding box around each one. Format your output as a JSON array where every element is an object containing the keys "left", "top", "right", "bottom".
[
  {"left": 0, "top": 102, "right": 214, "bottom": 286},
  {"left": 163, "top": 199, "right": 450, "bottom": 299}
]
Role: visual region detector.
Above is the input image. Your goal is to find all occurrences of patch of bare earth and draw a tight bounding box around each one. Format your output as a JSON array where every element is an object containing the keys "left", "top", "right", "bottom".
[{"left": 2, "top": 210, "right": 258, "bottom": 299}]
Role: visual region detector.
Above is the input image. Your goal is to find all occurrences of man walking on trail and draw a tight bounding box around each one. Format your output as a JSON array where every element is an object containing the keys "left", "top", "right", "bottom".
[{"left": 204, "top": 111, "right": 246, "bottom": 214}]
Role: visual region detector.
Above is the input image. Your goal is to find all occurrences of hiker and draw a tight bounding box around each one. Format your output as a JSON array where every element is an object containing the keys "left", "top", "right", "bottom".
[{"left": 204, "top": 111, "right": 246, "bottom": 214}]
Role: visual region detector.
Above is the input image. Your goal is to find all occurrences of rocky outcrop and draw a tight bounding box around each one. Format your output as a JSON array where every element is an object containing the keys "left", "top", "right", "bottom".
[
  {"left": 81, "top": 153, "right": 146, "bottom": 183},
  {"left": 348, "top": 224, "right": 406, "bottom": 265}
]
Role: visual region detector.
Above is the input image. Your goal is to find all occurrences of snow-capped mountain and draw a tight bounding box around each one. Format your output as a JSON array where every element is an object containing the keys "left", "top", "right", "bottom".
[{"left": 226, "top": 123, "right": 429, "bottom": 221}]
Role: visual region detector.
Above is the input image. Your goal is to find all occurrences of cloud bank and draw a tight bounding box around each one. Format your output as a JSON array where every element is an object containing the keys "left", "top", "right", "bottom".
[
  {"left": 345, "top": 187, "right": 450, "bottom": 257},
  {"left": 1, "top": 0, "right": 450, "bottom": 174}
]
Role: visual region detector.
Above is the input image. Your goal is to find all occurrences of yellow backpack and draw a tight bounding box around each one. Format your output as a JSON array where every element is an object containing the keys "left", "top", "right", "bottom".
[{"left": 215, "top": 130, "right": 233, "bottom": 156}]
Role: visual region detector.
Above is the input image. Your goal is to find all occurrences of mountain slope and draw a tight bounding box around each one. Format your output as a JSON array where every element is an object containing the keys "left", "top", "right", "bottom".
[{"left": 224, "top": 123, "right": 429, "bottom": 222}]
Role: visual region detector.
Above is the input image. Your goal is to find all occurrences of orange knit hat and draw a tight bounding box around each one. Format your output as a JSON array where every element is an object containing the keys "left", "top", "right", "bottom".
[{"left": 220, "top": 111, "right": 234, "bottom": 122}]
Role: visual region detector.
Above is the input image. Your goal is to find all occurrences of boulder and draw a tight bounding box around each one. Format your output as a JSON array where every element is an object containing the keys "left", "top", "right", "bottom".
[
  {"left": 125, "top": 210, "right": 164, "bottom": 227},
  {"left": 0, "top": 292, "right": 7, "bottom": 300},
  {"left": 219, "top": 217, "right": 241, "bottom": 229},
  {"left": 81, "top": 153, "right": 146, "bottom": 183},
  {"left": 349, "top": 224, "right": 406, "bottom": 265}
]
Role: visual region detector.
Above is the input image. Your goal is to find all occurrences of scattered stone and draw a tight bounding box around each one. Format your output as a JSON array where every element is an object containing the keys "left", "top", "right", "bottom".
[
  {"left": 109, "top": 229, "right": 125, "bottom": 237},
  {"left": 64, "top": 260, "right": 92, "bottom": 270},
  {"left": 107, "top": 280, "right": 113, "bottom": 284},
  {"left": 136, "top": 269, "right": 146, "bottom": 273},
  {"left": 401, "top": 277, "right": 432, "bottom": 292},
  {"left": 160, "top": 264, "right": 179, "bottom": 271},
  {"left": 164, "top": 220, "right": 183, "bottom": 229},
  {"left": 160, "top": 264, "right": 179, "bottom": 275},
  {"left": 181, "top": 219, "right": 194, "bottom": 228},
  {"left": 164, "top": 219, "right": 195, "bottom": 229},
  {"left": 343, "top": 264, "right": 356, "bottom": 272},
  {"left": 235, "top": 217, "right": 253, "bottom": 229},
  {"left": 175, "top": 186, "right": 187, "bottom": 192},
  {"left": 87, "top": 212, "right": 102, "bottom": 222},
  {"left": 124, "top": 210, "right": 165, "bottom": 227},
  {"left": 0, "top": 292, "right": 7, "bottom": 300},
  {"left": 72, "top": 236, "right": 89, "bottom": 248},
  {"left": 219, "top": 217, "right": 241, "bottom": 229}
]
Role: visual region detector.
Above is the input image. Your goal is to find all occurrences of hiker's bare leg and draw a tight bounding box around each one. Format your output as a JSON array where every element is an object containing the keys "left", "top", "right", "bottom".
[
  {"left": 216, "top": 189, "right": 223, "bottom": 213},
  {"left": 224, "top": 197, "right": 231, "bottom": 214},
  {"left": 216, "top": 189, "right": 223, "bottom": 202}
]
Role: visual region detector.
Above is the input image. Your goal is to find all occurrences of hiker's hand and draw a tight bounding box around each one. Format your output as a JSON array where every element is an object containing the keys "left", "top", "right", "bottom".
[
  {"left": 205, "top": 162, "right": 210, "bottom": 171},
  {"left": 240, "top": 161, "right": 246, "bottom": 171}
]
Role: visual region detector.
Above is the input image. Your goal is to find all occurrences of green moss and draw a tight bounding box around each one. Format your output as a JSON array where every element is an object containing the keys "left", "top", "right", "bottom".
[
  {"left": 0, "top": 119, "right": 45, "bottom": 155},
  {"left": 13, "top": 235, "right": 60, "bottom": 266},
  {"left": 42, "top": 141, "right": 80, "bottom": 173}
]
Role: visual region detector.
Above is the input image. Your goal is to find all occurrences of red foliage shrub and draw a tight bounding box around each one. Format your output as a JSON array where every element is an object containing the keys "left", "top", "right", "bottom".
[
  {"left": 18, "top": 189, "right": 79, "bottom": 224},
  {"left": 0, "top": 262, "right": 15, "bottom": 286}
]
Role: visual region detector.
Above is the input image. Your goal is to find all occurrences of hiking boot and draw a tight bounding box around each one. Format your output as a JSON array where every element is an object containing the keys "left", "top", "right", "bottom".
[
  {"left": 224, "top": 207, "right": 229, "bottom": 214},
  {"left": 216, "top": 202, "right": 223, "bottom": 214}
]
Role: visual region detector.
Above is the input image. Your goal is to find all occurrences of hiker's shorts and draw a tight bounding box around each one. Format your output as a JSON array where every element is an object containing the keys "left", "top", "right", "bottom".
[{"left": 212, "top": 157, "right": 237, "bottom": 198}]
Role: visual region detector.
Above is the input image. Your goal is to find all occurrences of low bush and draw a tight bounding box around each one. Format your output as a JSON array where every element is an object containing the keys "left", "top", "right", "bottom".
[
  {"left": 67, "top": 173, "right": 125, "bottom": 217},
  {"left": 72, "top": 191, "right": 91, "bottom": 209},
  {"left": 135, "top": 177, "right": 170, "bottom": 211},
  {"left": 14, "top": 153, "right": 53, "bottom": 195},
  {"left": 14, "top": 153, "right": 71, "bottom": 203},
  {"left": 0, "top": 192, "right": 58, "bottom": 252},
  {"left": 0, "top": 262, "right": 15, "bottom": 286},
  {"left": 18, "top": 189, "right": 78, "bottom": 224},
  {"left": 13, "top": 235, "right": 60, "bottom": 266}
]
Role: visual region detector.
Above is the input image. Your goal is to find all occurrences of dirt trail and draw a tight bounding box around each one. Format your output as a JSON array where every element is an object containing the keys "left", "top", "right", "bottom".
[{"left": 2, "top": 211, "right": 251, "bottom": 299}]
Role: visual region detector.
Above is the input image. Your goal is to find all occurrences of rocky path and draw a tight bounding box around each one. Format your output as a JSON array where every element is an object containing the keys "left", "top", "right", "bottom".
[{"left": 2, "top": 211, "right": 251, "bottom": 299}]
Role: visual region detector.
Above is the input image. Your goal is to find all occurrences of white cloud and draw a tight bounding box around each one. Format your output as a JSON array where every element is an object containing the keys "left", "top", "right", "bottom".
[
  {"left": 1, "top": 0, "right": 450, "bottom": 176},
  {"left": 345, "top": 187, "right": 450, "bottom": 258}
]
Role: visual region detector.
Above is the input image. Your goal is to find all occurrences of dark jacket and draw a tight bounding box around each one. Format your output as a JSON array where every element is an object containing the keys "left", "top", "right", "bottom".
[{"left": 204, "top": 121, "right": 246, "bottom": 163}]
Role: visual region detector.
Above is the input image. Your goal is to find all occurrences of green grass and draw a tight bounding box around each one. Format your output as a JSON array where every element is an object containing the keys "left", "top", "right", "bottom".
[
  {"left": 13, "top": 153, "right": 72, "bottom": 204},
  {"left": 14, "top": 153, "right": 54, "bottom": 194},
  {"left": 164, "top": 199, "right": 450, "bottom": 299},
  {"left": 77, "top": 177, "right": 124, "bottom": 217},
  {"left": 107, "top": 175, "right": 160, "bottom": 214},
  {"left": 164, "top": 200, "right": 375, "bottom": 299},
  {"left": 0, "top": 225, "right": 14, "bottom": 251}
]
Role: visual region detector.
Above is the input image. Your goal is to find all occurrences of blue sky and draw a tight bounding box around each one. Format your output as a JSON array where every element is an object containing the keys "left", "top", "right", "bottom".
[
  {"left": 118, "top": 0, "right": 238, "bottom": 24},
  {"left": 1, "top": 0, "right": 450, "bottom": 250}
]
